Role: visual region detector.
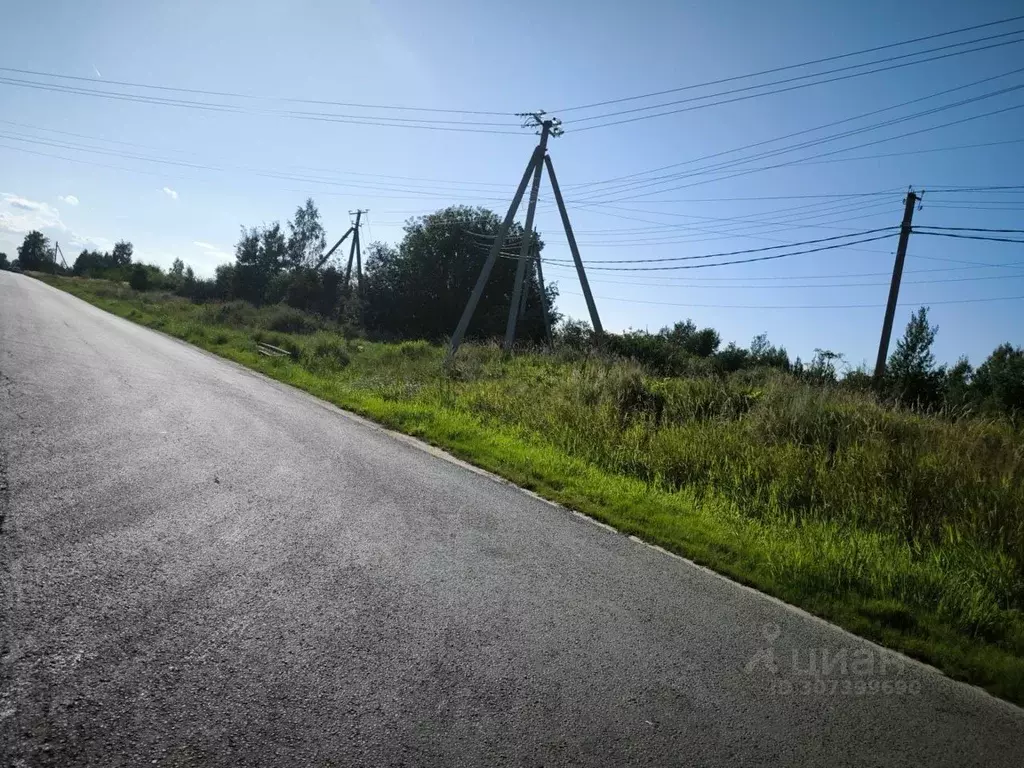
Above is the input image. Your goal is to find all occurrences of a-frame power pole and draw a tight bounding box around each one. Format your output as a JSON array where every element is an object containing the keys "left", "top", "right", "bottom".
[{"left": 448, "top": 112, "right": 602, "bottom": 358}]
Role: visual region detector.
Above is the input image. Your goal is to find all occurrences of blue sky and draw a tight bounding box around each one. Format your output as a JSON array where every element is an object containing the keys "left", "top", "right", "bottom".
[{"left": 1, "top": 0, "right": 1022, "bottom": 368}]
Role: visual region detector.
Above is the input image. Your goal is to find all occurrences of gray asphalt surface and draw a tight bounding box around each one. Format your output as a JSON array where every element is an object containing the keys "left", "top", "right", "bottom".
[{"left": 1, "top": 271, "right": 1022, "bottom": 767}]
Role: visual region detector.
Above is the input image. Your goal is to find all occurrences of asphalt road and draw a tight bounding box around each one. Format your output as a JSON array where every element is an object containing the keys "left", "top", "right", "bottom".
[{"left": 1, "top": 271, "right": 1023, "bottom": 767}]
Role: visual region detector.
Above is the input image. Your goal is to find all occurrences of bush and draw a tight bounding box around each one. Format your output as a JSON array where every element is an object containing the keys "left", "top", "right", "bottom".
[
  {"left": 129, "top": 264, "right": 149, "bottom": 291},
  {"left": 200, "top": 300, "right": 258, "bottom": 329},
  {"left": 302, "top": 334, "right": 351, "bottom": 371},
  {"left": 261, "top": 304, "right": 322, "bottom": 334}
]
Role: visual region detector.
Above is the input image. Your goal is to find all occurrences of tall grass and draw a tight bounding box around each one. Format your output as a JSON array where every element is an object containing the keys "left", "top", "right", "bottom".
[{"left": 38, "top": 275, "right": 1024, "bottom": 703}]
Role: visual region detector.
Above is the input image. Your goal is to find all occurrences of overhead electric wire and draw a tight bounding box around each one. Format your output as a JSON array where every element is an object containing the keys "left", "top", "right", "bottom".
[
  {"left": 557, "top": 14, "right": 1024, "bottom": 112},
  {"left": 560, "top": 291, "right": 1024, "bottom": 310},
  {"left": 546, "top": 259, "right": 1024, "bottom": 282},
  {"left": 568, "top": 34, "right": 1024, "bottom": 131},
  {"left": 570, "top": 82, "right": 1024, "bottom": 202},
  {"left": 543, "top": 270, "right": 1024, "bottom": 290},
  {"left": 576, "top": 103, "right": 1024, "bottom": 204},
  {"left": 913, "top": 231, "right": 1024, "bottom": 244},
  {"left": 557, "top": 233, "right": 898, "bottom": 271},
  {"left": 0, "top": 76, "right": 526, "bottom": 134},
  {"left": 0, "top": 131, "right": 532, "bottom": 201},
  {"left": 545, "top": 228, "right": 895, "bottom": 265},
  {"left": 913, "top": 225, "right": 1024, "bottom": 233},
  {"left": 0, "top": 66, "right": 513, "bottom": 115}
]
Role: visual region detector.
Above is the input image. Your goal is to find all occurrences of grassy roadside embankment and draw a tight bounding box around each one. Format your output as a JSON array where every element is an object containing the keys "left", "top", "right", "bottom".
[{"left": 34, "top": 274, "right": 1024, "bottom": 705}]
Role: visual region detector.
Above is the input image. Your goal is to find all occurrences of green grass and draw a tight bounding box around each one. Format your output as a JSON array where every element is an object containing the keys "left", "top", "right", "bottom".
[{"left": 36, "top": 275, "right": 1024, "bottom": 706}]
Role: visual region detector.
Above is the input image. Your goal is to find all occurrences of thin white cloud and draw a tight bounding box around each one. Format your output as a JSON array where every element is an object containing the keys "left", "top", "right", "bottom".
[
  {"left": 193, "top": 240, "right": 233, "bottom": 263},
  {"left": 92, "top": 64, "right": 102, "bottom": 78},
  {"left": 59, "top": 194, "right": 79, "bottom": 206},
  {"left": 0, "top": 193, "right": 65, "bottom": 234},
  {"left": 162, "top": 187, "right": 179, "bottom": 201}
]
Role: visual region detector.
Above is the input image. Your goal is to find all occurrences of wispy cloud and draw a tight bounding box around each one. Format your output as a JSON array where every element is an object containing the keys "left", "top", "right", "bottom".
[
  {"left": 0, "top": 193, "right": 65, "bottom": 234},
  {"left": 92, "top": 64, "right": 102, "bottom": 79},
  {"left": 162, "top": 187, "right": 179, "bottom": 201},
  {"left": 59, "top": 194, "right": 79, "bottom": 206},
  {"left": 193, "top": 240, "right": 233, "bottom": 263}
]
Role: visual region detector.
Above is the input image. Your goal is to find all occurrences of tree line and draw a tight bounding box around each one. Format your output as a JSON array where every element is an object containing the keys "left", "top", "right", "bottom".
[{"left": 2, "top": 197, "right": 1020, "bottom": 418}]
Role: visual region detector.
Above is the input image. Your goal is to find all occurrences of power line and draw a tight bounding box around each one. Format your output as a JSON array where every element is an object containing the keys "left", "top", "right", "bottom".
[
  {"left": 0, "top": 65, "right": 514, "bottom": 116},
  {"left": 570, "top": 83, "right": 1024, "bottom": 201},
  {"left": 578, "top": 103, "right": 1024, "bottom": 204},
  {"left": 566, "top": 233, "right": 898, "bottom": 271},
  {"left": 546, "top": 228, "right": 895, "bottom": 264},
  {"left": 914, "top": 225, "right": 1024, "bottom": 233},
  {"left": 545, "top": 259, "right": 1024, "bottom": 282},
  {"left": 0, "top": 76, "right": 526, "bottom": 134},
  {"left": 544, "top": 269, "right": 1024, "bottom": 290},
  {"left": 560, "top": 291, "right": 1024, "bottom": 310},
  {"left": 913, "top": 231, "right": 1024, "bottom": 244},
  {"left": 568, "top": 34, "right": 1024, "bottom": 131},
  {"left": 556, "top": 14, "right": 1024, "bottom": 112}
]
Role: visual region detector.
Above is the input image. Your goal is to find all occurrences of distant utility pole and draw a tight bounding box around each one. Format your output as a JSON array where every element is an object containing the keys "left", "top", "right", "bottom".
[
  {"left": 53, "top": 241, "right": 68, "bottom": 270},
  {"left": 873, "top": 189, "right": 922, "bottom": 380},
  {"left": 317, "top": 225, "right": 356, "bottom": 270},
  {"left": 448, "top": 112, "right": 603, "bottom": 357},
  {"left": 345, "top": 210, "right": 367, "bottom": 290}
]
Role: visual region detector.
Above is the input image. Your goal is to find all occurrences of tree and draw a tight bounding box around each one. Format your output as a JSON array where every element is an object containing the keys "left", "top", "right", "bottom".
[
  {"left": 15, "top": 231, "right": 51, "bottom": 271},
  {"left": 169, "top": 258, "right": 185, "bottom": 280},
  {"left": 286, "top": 198, "right": 327, "bottom": 270},
  {"left": 942, "top": 356, "right": 973, "bottom": 411},
  {"left": 0, "top": 252, "right": 8, "bottom": 270},
  {"left": 748, "top": 332, "right": 790, "bottom": 370},
  {"left": 661, "top": 320, "right": 721, "bottom": 357},
  {"left": 887, "top": 306, "right": 943, "bottom": 406},
  {"left": 233, "top": 223, "right": 287, "bottom": 304},
  {"left": 361, "top": 206, "right": 556, "bottom": 342},
  {"left": 972, "top": 343, "right": 1024, "bottom": 416},
  {"left": 73, "top": 249, "right": 113, "bottom": 276},
  {"left": 111, "top": 240, "right": 134, "bottom": 267},
  {"left": 807, "top": 349, "right": 844, "bottom": 383},
  {"left": 129, "top": 264, "right": 149, "bottom": 291}
]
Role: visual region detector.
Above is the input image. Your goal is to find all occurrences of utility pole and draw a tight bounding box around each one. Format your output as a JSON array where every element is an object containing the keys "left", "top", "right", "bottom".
[
  {"left": 545, "top": 155, "right": 603, "bottom": 337},
  {"left": 53, "top": 241, "right": 68, "bottom": 270},
  {"left": 317, "top": 226, "right": 355, "bottom": 270},
  {"left": 448, "top": 111, "right": 603, "bottom": 358},
  {"left": 345, "top": 210, "right": 367, "bottom": 290},
  {"left": 503, "top": 118, "right": 551, "bottom": 350},
  {"left": 873, "top": 189, "right": 921, "bottom": 380}
]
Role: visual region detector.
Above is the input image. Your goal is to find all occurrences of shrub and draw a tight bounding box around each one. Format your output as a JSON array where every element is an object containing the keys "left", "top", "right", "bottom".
[
  {"left": 303, "top": 335, "right": 351, "bottom": 371},
  {"left": 200, "top": 300, "right": 258, "bottom": 328},
  {"left": 261, "top": 304, "right": 321, "bottom": 334},
  {"left": 129, "top": 264, "right": 149, "bottom": 291}
]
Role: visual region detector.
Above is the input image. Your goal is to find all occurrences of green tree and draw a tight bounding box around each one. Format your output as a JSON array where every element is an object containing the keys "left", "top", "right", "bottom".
[
  {"left": 361, "top": 206, "right": 556, "bottom": 342},
  {"left": 111, "top": 240, "right": 134, "bottom": 267},
  {"left": 972, "top": 343, "right": 1024, "bottom": 416},
  {"left": 15, "top": 230, "right": 51, "bottom": 271},
  {"left": 887, "top": 306, "right": 943, "bottom": 406},
  {"left": 169, "top": 258, "right": 185, "bottom": 280},
  {"left": 233, "top": 223, "right": 287, "bottom": 305},
  {"left": 0, "top": 251, "right": 9, "bottom": 270},
  {"left": 286, "top": 198, "right": 327, "bottom": 270},
  {"left": 942, "top": 356, "right": 973, "bottom": 411},
  {"left": 129, "top": 263, "right": 149, "bottom": 291},
  {"left": 748, "top": 332, "right": 790, "bottom": 370}
]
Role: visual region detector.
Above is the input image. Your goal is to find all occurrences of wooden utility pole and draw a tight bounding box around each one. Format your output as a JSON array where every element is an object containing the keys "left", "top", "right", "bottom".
[
  {"left": 316, "top": 226, "right": 355, "bottom": 270},
  {"left": 873, "top": 190, "right": 921, "bottom": 380},
  {"left": 545, "top": 155, "right": 603, "bottom": 336},
  {"left": 345, "top": 210, "right": 367, "bottom": 289},
  {"left": 504, "top": 120, "right": 551, "bottom": 350},
  {"left": 448, "top": 111, "right": 603, "bottom": 358}
]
